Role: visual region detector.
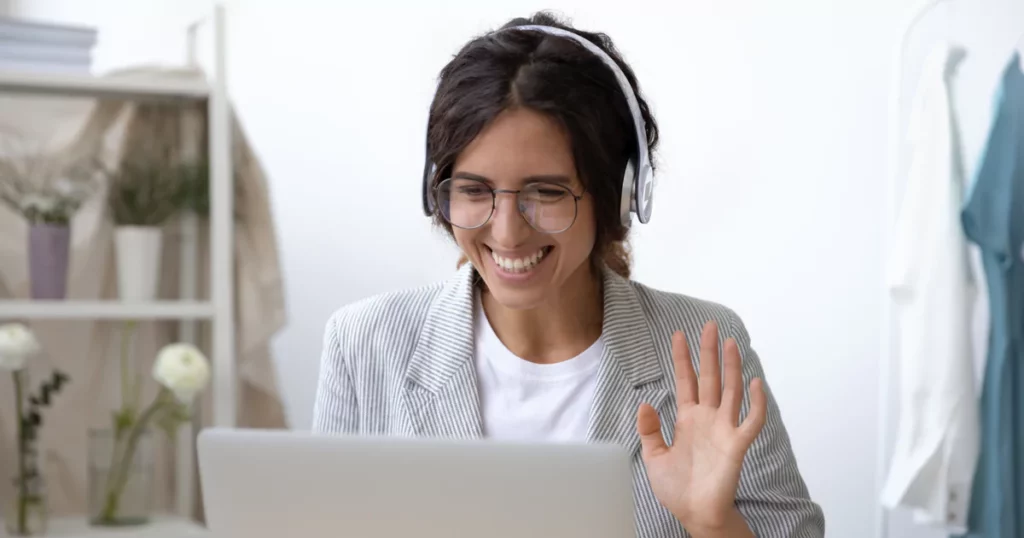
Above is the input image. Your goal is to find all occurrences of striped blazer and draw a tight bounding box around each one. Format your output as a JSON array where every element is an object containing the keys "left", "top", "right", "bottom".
[{"left": 312, "top": 263, "right": 825, "bottom": 537}]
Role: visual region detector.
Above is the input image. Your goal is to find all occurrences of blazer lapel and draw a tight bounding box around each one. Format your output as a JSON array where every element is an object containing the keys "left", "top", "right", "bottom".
[
  {"left": 403, "top": 263, "right": 485, "bottom": 439},
  {"left": 587, "top": 268, "right": 672, "bottom": 457}
]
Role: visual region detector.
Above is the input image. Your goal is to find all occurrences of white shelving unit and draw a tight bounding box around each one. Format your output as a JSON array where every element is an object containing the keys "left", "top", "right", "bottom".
[
  {"left": 0, "top": 301, "right": 216, "bottom": 320},
  {"left": 24, "top": 515, "right": 211, "bottom": 537},
  {"left": 0, "top": 3, "right": 234, "bottom": 536},
  {"left": 0, "top": 69, "right": 211, "bottom": 100}
]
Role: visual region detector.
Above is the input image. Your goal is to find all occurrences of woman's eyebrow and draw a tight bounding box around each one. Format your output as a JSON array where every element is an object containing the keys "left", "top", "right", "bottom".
[
  {"left": 452, "top": 171, "right": 490, "bottom": 182},
  {"left": 523, "top": 174, "right": 572, "bottom": 185}
]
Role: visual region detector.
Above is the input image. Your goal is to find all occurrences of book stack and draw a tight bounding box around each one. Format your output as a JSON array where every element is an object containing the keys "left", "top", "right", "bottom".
[{"left": 0, "top": 16, "right": 96, "bottom": 75}]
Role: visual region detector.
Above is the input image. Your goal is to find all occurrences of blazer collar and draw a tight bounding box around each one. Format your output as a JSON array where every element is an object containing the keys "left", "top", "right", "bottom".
[
  {"left": 403, "top": 263, "right": 483, "bottom": 438},
  {"left": 403, "top": 263, "right": 670, "bottom": 454},
  {"left": 586, "top": 265, "right": 671, "bottom": 455}
]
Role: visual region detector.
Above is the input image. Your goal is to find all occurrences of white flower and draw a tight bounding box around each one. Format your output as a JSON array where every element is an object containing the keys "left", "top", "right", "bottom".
[
  {"left": 19, "top": 194, "right": 57, "bottom": 214},
  {"left": 152, "top": 343, "right": 210, "bottom": 403},
  {"left": 53, "top": 178, "right": 76, "bottom": 197},
  {"left": 0, "top": 323, "right": 41, "bottom": 371},
  {"left": 54, "top": 177, "right": 91, "bottom": 201}
]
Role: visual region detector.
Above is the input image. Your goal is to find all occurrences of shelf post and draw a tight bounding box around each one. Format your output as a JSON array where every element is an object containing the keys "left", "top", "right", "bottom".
[
  {"left": 209, "top": 1, "right": 236, "bottom": 429},
  {"left": 175, "top": 106, "right": 203, "bottom": 521}
]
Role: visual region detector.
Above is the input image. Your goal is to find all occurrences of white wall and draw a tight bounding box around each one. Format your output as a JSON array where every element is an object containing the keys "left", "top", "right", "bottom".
[{"left": 10, "top": 1, "right": 1023, "bottom": 537}]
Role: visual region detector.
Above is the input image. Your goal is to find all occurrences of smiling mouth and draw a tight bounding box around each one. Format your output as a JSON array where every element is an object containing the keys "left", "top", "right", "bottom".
[{"left": 488, "top": 246, "right": 553, "bottom": 274}]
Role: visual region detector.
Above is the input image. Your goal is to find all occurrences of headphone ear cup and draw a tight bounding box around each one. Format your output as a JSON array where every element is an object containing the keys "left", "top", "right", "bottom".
[
  {"left": 422, "top": 162, "right": 437, "bottom": 216},
  {"left": 619, "top": 159, "right": 636, "bottom": 229},
  {"left": 635, "top": 163, "right": 654, "bottom": 224}
]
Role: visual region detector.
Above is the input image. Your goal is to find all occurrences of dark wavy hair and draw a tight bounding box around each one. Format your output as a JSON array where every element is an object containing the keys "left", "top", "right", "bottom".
[{"left": 426, "top": 11, "right": 660, "bottom": 279}]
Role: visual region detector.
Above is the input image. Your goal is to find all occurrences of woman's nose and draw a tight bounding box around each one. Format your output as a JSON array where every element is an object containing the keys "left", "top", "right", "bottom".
[{"left": 489, "top": 192, "right": 531, "bottom": 245}]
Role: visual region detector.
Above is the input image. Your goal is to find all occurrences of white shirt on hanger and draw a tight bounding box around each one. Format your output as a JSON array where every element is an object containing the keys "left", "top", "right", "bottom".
[{"left": 881, "top": 43, "right": 980, "bottom": 533}]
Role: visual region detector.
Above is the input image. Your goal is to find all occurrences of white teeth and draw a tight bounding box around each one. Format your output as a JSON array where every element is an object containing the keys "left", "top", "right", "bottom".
[{"left": 491, "top": 248, "right": 547, "bottom": 274}]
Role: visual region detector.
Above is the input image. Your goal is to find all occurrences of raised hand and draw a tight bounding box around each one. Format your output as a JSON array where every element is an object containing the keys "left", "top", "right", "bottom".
[{"left": 636, "top": 321, "right": 767, "bottom": 538}]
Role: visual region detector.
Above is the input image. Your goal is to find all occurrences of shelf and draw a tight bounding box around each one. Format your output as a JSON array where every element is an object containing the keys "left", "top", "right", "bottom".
[
  {"left": 0, "top": 69, "right": 210, "bottom": 101},
  {"left": 5, "top": 514, "right": 211, "bottom": 537},
  {"left": 0, "top": 301, "right": 216, "bottom": 320}
]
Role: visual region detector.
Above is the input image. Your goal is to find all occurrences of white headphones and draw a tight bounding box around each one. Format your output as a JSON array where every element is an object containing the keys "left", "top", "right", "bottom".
[{"left": 421, "top": 24, "right": 655, "bottom": 228}]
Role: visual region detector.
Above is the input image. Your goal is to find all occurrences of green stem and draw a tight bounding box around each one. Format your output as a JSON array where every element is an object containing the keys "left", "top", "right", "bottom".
[
  {"left": 99, "top": 425, "right": 128, "bottom": 521},
  {"left": 13, "top": 371, "right": 27, "bottom": 534},
  {"left": 119, "top": 321, "right": 137, "bottom": 414},
  {"left": 96, "top": 391, "right": 165, "bottom": 524}
]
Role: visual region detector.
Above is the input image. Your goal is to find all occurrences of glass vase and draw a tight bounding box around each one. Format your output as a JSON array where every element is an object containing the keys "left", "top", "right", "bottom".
[
  {"left": 87, "top": 427, "right": 154, "bottom": 527},
  {"left": 7, "top": 369, "right": 49, "bottom": 536},
  {"left": 5, "top": 472, "right": 48, "bottom": 536}
]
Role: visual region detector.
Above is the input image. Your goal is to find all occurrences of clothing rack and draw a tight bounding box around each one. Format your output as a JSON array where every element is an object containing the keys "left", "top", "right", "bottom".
[{"left": 881, "top": 2, "right": 1023, "bottom": 537}]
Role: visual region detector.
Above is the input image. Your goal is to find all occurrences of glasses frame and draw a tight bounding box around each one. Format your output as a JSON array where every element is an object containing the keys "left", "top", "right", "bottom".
[{"left": 433, "top": 177, "right": 586, "bottom": 234}]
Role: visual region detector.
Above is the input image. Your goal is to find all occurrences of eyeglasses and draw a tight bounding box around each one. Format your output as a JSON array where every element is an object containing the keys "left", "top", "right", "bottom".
[{"left": 434, "top": 177, "right": 585, "bottom": 234}]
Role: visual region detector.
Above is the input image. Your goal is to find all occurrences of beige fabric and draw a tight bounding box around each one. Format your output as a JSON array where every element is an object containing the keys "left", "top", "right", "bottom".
[{"left": 0, "top": 67, "right": 287, "bottom": 519}]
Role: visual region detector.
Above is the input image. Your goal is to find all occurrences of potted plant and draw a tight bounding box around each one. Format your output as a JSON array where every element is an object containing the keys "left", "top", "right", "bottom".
[
  {"left": 173, "top": 159, "right": 210, "bottom": 217},
  {"left": 0, "top": 132, "right": 102, "bottom": 300},
  {"left": 0, "top": 323, "right": 70, "bottom": 536},
  {"left": 107, "top": 156, "right": 192, "bottom": 302},
  {"left": 89, "top": 339, "right": 210, "bottom": 526}
]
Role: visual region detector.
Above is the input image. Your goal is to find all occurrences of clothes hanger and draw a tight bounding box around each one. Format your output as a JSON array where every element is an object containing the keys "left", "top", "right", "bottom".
[{"left": 1016, "top": 30, "right": 1024, "bottom": 71}]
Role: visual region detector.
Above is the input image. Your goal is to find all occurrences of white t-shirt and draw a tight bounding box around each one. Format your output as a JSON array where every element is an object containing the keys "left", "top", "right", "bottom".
[{"left": 473, "top": 296, "right": 603, "bottom": 443}]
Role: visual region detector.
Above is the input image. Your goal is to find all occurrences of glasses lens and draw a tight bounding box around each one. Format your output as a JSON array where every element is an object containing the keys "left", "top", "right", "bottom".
[
  {"left": 437, "top": 178, "right": 493, "bottom": 229},
  {"left": 520, "top": 183, "right": 577, "bottom": 233}
]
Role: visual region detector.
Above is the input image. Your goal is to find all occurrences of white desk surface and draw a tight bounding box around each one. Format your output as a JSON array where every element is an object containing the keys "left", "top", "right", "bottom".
[{"left": 2, "top": 515, "right": 210, "bottom": 537}]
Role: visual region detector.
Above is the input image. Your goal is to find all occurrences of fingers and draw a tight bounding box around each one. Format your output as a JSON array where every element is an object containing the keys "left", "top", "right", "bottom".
[
  {"left": 738, "top": 378, "right": 768, "bottom": 445},
  {"left": 698, "top": 321, "right": 721, "bottom": 407},
  {"left": 636, "top": 403, "right": 669, "bottom": 459},
  {"left": 672, "top": 331, "right": 697, "bottom": 408},
  {"left": 720, "top": 337, "right": 743, "bottom": 424}
]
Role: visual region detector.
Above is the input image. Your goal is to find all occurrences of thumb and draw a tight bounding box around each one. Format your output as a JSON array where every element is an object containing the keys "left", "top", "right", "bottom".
[{"left": 636, "top": 403, "right": 669, "bottom": 460}]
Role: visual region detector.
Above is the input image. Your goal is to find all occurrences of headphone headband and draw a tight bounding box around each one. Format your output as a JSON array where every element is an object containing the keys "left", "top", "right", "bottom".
[{"left": 422, "top": 24, "right": 655, "bottom": 228}]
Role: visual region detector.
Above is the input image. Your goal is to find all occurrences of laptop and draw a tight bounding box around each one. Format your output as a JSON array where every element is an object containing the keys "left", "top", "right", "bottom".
[{"left": 196, "top": 428, "right": 637, "bottom": 538}]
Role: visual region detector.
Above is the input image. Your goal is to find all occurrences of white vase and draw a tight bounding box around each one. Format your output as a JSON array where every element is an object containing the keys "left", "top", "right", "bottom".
[{"left": 115, "top": 226, "right": 163, "bottom": 302}]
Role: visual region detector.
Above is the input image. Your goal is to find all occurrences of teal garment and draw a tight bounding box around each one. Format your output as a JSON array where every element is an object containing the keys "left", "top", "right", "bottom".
[{"left": 956, "top": 55, "right": 1024, "bottom": 538}]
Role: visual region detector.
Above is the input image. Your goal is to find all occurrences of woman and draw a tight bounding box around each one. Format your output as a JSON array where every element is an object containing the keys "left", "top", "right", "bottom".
[{"left": 312, "top": 12, "right": 825, "bottom": 538}]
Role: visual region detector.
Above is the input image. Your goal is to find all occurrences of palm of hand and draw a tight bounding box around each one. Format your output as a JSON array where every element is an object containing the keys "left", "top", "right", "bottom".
[{"left": 637, "top": 322, "right": 767, "bottom": 533}]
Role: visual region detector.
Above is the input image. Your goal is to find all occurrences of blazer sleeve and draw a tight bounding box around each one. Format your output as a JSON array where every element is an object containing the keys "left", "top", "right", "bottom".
[
  {"left": 725, "top": 311, "right": 826, "bottom": 537},
  {"left": 311, "top": 311, "right": 359, "bottom": 433}
]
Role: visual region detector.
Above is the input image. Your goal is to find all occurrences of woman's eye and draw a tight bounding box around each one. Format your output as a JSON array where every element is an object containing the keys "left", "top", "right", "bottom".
[{"left": 531, "top": 189, "right": 567, "bottom": 201}]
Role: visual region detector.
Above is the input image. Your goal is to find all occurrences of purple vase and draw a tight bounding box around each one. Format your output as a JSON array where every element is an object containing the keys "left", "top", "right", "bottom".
[{"left": 28, "top": 224, "right": 70, "bottom": 300}]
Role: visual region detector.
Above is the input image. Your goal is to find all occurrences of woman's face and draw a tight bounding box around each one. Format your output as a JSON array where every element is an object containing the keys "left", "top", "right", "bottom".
[{"left": 450, "top": 107, "right": 597, "bottom": 310}]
